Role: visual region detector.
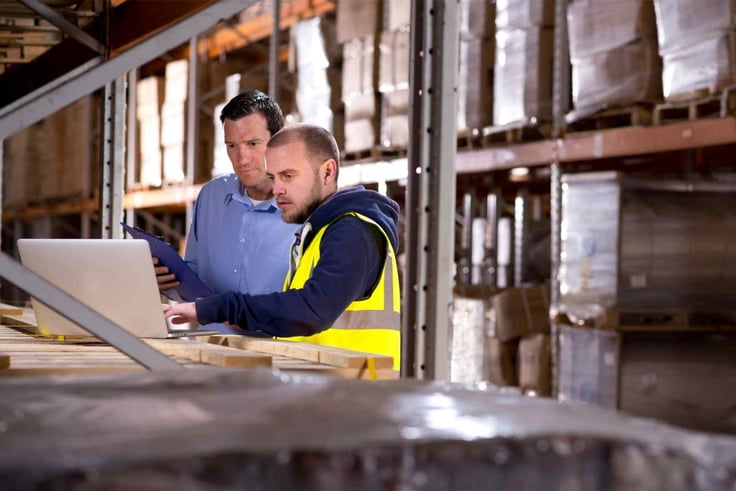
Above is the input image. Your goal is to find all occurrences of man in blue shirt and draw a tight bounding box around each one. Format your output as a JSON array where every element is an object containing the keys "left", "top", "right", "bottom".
[{"left": 155, "top": 90, "right": 298, "bottom": 332}]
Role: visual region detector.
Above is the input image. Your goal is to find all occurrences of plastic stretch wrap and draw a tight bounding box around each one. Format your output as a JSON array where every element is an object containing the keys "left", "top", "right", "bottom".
[
  {"left": 571, "top": 38, "right": 662, "bottom": 110},
  {"left": 495, "top": 0, "right": 555, "bottom": 30},
  {"left": 1, "top": 369, "right": 735, "bottom": 490},
  {"left": 450, "top": 296, "right": 487, "bottom": 384},
  {"left": 662, "top": 30, "right": 736, "bottom": 100},
  {"left": 457, "top": 35, "right": 494, "bottom": 131},
  {"left": 654, "top": 0, "right": 736, "bottom": 54},
  {"left": 493, "top": 27, "right": 553, "bottom": 126},
  {"left": 560, "top": 172, "right": 736, "bottom": 321},
  {"left": 567, "top": 0, "right": 657, "bottom": 59}
]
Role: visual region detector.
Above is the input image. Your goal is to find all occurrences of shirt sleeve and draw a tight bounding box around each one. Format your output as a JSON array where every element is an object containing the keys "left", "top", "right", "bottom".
[
  {"left": 195, "top": 217, "right": 385, "bottom": 337},
  {"left": 182, "top": 194, "right": 202, "bottom": 275}
]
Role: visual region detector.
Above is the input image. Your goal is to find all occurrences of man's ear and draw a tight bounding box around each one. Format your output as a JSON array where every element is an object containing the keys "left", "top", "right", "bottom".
[{"left": 322, "top": 159, "right": 337, "bottom": 185}]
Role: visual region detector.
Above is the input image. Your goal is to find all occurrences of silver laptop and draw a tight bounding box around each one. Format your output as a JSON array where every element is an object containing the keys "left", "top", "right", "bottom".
[{"left": 17, "top": 238, "right": 218, "bottom": 339}]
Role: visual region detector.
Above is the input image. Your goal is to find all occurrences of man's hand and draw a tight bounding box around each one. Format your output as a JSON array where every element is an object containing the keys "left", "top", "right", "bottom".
[
  {"left": 153, "top": 257, "right": 180, "bottom": 291},
  {"left": 163, "top": 302, "right": 198, "bottom": 324}
]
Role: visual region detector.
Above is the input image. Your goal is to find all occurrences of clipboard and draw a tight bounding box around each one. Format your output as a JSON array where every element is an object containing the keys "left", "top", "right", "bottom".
[{"left": 121, "top": 222, "right": 213, "bottom": 302}]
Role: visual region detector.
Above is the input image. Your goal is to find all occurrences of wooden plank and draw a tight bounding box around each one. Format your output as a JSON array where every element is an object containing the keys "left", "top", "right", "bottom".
[
  {"left": 144, "top": 338, "right": 272, "bottom": 368},
  {"left": 211, "top": 335, "right": 394, "bottom": 369},
  {"left": 0, "top": 303, "right": 23, "bottom": 316}
]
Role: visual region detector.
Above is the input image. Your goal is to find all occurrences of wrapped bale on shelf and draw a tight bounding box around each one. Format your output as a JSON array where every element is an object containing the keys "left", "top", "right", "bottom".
[
  {"left": 559, "top": 324, "right": 736, "bottom": 434},
  {"left": 291, "top": 16, "right": 334, "bottom": 133},
  {"left": 338, "top": 0, "right": 380, "bottom": 154},
  {"left": 457, "top": 0, "right": 495, "bottom": 133},
  {"left": 653, "top": 0, "right": 736, "bottom": 54},
  {"left": 660, "top": 30, "right": 736, "bottom": 101},
  {"left": 160, "top": 59, "right": 188, "bottom": 184},
  {"left": 567, "top": 0, "right": 662, "bottom": 113},
  {"left": 378, "top": 26, "right": 410, "bottom": 149},
  {"left": 137, "top": 76, "right": 165, "bottom": 187},
  {"left": 559, "top": 171, "right": 736, "bottom": 322},
  {"left": 342, "top": 35, "right": 378, "bottom": 153},
  {"left": 654, "top": 0, "right": 736, "bottom": 100},
  {"left": 493, "top": 0, "right": 554, "bottom": 127}
]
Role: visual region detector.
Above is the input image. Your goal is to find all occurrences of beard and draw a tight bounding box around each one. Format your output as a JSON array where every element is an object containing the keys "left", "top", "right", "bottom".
[{"left": 282, "top": 176, "right": 323, "bottom": 224}]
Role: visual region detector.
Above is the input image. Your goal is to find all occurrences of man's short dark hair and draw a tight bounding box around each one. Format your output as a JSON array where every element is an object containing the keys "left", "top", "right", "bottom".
[
  {"left": 219, "top": 90, "right": 285, "bottom": 136},
  {"left": 268, "top": 124, "right": 341, "bottom": 179}
]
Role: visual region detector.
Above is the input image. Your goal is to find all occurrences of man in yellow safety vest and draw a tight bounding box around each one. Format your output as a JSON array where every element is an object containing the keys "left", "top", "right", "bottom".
[{"left": 165, "top": 124, "right": 401, "bottom": 370}]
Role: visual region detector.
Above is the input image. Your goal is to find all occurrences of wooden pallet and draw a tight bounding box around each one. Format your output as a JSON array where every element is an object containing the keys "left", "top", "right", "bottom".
[
  {"left": 603, "top": 308, "right": 736, "bottom": 332},
  {"left": 653, "top": 87, "right": 736, "bottom": 125},
  {"left": 481, "top": 120, "right": 552, "bottom": 146},
  {"left": 566, "top": 104, "right": 653, "bottom": 133},
  {"left": 0, "top": 316, "right": 397, "bottom": 379}
]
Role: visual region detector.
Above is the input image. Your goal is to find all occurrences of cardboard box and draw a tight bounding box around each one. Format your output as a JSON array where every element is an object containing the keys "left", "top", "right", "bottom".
[
  {"left": 484, "top": 337, "right": 519, "bottom": 386},
  {"left": 491, "top": 283, "right": 550, "bottom": 342},
  {"left": 518, "top": 333, "right": 551, "bottom": 396},
  {"left": 344, "top": 118, "right": 375, "bottom": 153},
  {"left": 164, "top": 59, "right": 188, "bottom": 104}
]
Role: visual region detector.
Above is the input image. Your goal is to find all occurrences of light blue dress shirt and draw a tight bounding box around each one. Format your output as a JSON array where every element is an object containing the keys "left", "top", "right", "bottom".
[{"left": 184, "top": 174, "right": 298, "bottom": 331}]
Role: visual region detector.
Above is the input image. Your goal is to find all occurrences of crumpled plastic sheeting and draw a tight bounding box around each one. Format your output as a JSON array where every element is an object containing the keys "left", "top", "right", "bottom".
[{"left": 0, "top": 369, "right": 735, "bottom": 490}]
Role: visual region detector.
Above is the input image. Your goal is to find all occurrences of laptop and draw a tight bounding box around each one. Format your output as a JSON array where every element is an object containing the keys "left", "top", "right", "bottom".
[{"left": 17, "top": 239, "right": 219, "bottom": 339}]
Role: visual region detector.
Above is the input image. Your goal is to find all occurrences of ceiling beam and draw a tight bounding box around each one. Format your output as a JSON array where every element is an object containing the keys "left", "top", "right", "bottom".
[
  {"left": 17, "top": 0, "right": 105, "bottom": 53},
  {"left": 0, "top": 0, "right": 252, "bottom": 140},
  {"left": 0, "top": 0, "right": 227, "bottom": 110}
]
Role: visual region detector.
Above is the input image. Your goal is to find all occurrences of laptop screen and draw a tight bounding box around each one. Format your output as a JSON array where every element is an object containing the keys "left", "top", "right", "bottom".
[{"left": 17, "top": 239, "right": 170, "bottom": 338}]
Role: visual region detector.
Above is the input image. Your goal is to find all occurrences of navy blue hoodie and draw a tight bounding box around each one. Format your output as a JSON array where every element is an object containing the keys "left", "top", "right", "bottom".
[{"left": 195, "top": 186, "right": 400, "bottom": 336}]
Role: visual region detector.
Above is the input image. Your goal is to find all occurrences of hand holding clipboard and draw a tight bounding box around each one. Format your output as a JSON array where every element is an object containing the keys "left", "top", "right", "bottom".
[{"left": 121, "top": 223, "right": 212, "bottom": 302}]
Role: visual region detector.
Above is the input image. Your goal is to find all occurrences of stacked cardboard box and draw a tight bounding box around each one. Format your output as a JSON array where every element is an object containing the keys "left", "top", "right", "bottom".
[
  {"left": 137, "top": 76, "right": 165, "bottom": 187},
  {"left": 483, "top": 283, "right": 551, "bottom": 393},
  {"left": 457, "top": 0, "right": 495, "bottom": 133},
  {"left": 378, "top": 25, "right": 410, "bottom": 149},
  {"left": 337, "top": 0, "right": 379, "bottom": 153},
  {"left": 291, "top": 16, "right": 337, "bottom": 135},
  {"left": 493, "top": 0, "right": 555, "bottom": 126},
  {"left": 160, "top": 59, "right": 188, "bottom": 184},
  {"left": 654, "top": 0, "right": 736, "bottom": 100},
  {"left": 567, "top": 0, "right": 661, "bottom": 112},
  {"left": 211, "top": 74, "right": 241, "bottom": 178}
]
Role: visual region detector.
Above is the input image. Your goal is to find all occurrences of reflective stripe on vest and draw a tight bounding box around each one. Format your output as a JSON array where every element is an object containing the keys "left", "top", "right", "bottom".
[{"left": 282, "top": 212, "right": 401, "bottom": 370}]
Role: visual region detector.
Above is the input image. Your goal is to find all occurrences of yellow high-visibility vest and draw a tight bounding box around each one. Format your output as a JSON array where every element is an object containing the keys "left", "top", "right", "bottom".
[{"left": 282, "top": 212, "right": 401, "bottom": 370}]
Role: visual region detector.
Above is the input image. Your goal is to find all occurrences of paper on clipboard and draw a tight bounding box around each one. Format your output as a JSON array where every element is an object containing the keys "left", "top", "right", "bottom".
[{"left": 121, "top": 222, "right": 212, "bottom": 302}]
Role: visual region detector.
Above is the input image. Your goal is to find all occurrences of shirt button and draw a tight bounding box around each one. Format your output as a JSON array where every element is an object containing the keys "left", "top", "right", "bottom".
[
  {"left": 233, "top": 269, "right": 238, "bottom": 273},
  {"left": 240, "top": 238, "right": 245, "bottom": 244}
]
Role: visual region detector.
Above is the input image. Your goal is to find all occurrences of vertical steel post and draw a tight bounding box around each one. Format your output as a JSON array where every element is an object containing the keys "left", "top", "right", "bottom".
[
  {"left": 551, "top": 0, "right": 571, "bottom": 397},
  {"left": 99, "top": 78, "right": 126, "bottom": 239},
  {"left": 403, "top": 0, "right": 458, "bottom": 380},
  {"left": 269, "top": 0, "right": 282, "bottom": 101},
  {"left": 125, "top": 68, "right": 138, "bottom": 227},
  {"left": 186, "top": 36, "right": 199, "bottom": 227}
]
